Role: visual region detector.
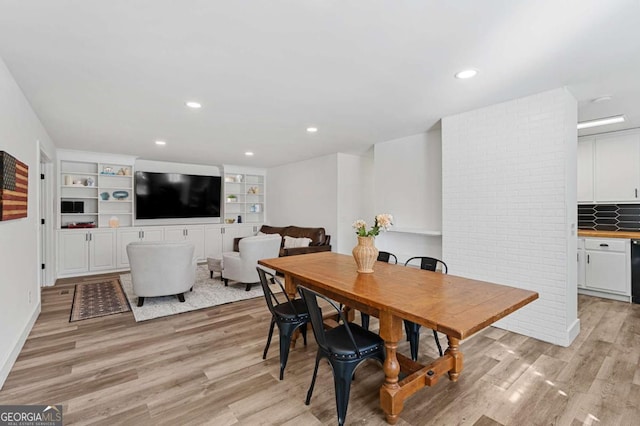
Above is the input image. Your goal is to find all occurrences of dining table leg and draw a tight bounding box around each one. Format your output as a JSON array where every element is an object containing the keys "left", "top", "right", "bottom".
[
  {"left": 378, "top": 311, "right": 403, "bottom": 424},
  {"left": 445, "top": 335, "right": 463, "bottom": 381}
]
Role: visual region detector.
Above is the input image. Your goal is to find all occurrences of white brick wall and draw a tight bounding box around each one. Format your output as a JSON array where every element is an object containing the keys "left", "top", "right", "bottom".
[{"left": 442, "top": 88, "right": 579, "bottom": 347}]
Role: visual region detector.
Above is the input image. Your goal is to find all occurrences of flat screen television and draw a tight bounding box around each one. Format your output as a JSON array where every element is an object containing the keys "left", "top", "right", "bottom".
[{"left": 135, "top": 171, "right": 221, "bottom": 219}]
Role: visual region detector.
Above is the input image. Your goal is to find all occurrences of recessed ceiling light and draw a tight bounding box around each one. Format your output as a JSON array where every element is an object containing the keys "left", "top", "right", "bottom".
[
  {"left": 185, "top": 101, "right": 202, "bottom": 109},
  {"left": 455, "top": 69, "right": 478, "bottom": 79},
  {"left": 245, "top": 151, "right": 254, "bottom": 156},
  {"left": 591, "top": 96, "right": 612, "bottom": 103},
  {"left": 306, "top": 127, "right": 318, "bottom": 133},
  {"left": 155, "top": 140, "right": 166, "bottom": 146},
  {"left": 577, "top": 115, "right": 625, "bottom": 130}
]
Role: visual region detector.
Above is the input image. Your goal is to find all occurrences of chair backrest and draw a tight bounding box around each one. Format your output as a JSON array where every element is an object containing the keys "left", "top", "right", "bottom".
[
  {"left": 256, "top": 267, "right": 300, "bottom": 316},
  {"left": 377, "top": 251, "right": 398, "bottom": 264},
  {"left": 298, "top": 286, "right": 362, "bottom": 357},
  {"left": 126, "top": 241, "right": 196, "bottom": 295},
  {"left": 238, "top": 234, "right": 282, "bottom": 261},
  {"left": 404, "top": 256, "right": 448, "bottom": 274}
]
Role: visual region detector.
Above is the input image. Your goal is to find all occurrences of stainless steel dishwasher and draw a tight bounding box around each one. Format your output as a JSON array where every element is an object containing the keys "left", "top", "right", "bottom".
[{"left": 632, "top": 240, "right": 640, "bottom": 304}]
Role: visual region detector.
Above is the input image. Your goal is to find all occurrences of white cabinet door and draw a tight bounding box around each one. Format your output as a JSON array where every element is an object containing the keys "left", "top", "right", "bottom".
[
  {"left": 577, "top": 238, "right": 586, "bottom": 289},
  {"left": 58, "top": 231, "right": 89, "bottom": 275},
  {"left": 577, "top": 138, "right": 594, "bottom": 203},
  {"left": 585, "top": 250, "right": 628, "bottom": 294},
  {"left": 163, "top": 227, "right": 185, "bottom": 242},
  {"left": 594, "top": 133, "right": 640, "bottom": 202},
  {"left": 117, "top": 228, "right": 141, "bottom": 268},
  {"left": 184, "top": 226, "right": 205, "bottom": 261},
  {"left": 141, "top": 228, "right": 164, "bottom": 242},
  {"left": 204, "top": 225, "right": 223, "bottom": 259},
  {"left": 89, "top": 229, "right": 116, "bottom": 271},
  {"left": 222, "top": 225, "right": 256, "bottom": 252}
]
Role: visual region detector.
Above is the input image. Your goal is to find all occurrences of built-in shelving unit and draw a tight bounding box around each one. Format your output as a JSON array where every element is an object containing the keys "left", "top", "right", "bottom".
[
  {"left": 59, "top": 159, "right": 134, "bottom": 229},
  {"left": 223, "top": 171, "right": 265, "bottom": 224}
]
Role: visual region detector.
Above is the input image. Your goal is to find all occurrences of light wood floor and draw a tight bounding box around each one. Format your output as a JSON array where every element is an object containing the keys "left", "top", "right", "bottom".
[{"left": 1, "top": 273, "right": 639, "bottom": 426}]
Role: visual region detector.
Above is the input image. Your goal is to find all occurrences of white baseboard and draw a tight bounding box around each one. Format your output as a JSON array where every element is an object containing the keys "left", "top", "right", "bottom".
[{"left": 0, "top": 302, "right": 41, "bottom": 390}]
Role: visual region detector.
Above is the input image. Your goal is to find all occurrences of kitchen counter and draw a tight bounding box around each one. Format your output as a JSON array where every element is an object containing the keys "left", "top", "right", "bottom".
[{"left": 578, "top": 230, "right": 640, "bottom": 239}]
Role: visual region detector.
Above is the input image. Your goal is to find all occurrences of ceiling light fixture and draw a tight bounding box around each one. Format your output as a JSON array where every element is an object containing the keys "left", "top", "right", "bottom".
[
  {"left": 591, "top": 96, "right": 612, "bottom": 103},
  {"left": 185, "top": 101, "right": 202, "bottom": 109},
  {"left": 155, "top": 140, "right": 166, "bottom": 146},
  {"left": 306, "top": 127, "right": 318, "bottom": 133},
  {"left": 245, "top": 151, "right": 254, "bottom": 156},
  {"left": 455, "top": 69, "right": 478, "bottom": 79},
  {"left": 577, "top": 115, "right": 625, "bottom": 130}
]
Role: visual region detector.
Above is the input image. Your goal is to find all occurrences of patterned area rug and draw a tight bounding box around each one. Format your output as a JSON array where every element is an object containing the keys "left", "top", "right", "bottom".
[
  {"left": 69, "top": 279, "right": 131, "bottom": 322},
  {"left": 119, "top": 265, "right": 275, "bottom": 322}
]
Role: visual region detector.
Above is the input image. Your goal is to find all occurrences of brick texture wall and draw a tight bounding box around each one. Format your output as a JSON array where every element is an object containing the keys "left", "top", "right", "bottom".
[{"left": 442, "top": 88, "right": 579, "bottom": 346}]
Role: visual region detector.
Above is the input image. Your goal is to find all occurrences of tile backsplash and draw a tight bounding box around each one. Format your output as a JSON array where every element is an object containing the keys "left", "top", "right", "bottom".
[{"left": 578, "top": 204, "right": 640, "bottom": 231}]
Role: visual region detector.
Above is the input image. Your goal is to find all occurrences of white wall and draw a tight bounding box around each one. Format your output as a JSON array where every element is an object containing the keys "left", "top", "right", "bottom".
[
  {"left": 373, "top": 130, "right": 443, "bottom": 264},
  {"left": 336, "top": 152, "right": 374, "bottom": 254},
  {"left": 442, "top": 88, "right": 579, "bottom": 346},
  {"left": 0, "top": 56, "right": 56, "bottom": 389},
  {"left": 267, "top": 154, "right": 339, "bottom": 242}
]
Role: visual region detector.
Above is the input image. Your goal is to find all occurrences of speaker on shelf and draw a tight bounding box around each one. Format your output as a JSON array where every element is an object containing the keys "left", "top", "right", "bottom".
[{"left": 61, "top": 201, "right": 84, "bottom": 214}]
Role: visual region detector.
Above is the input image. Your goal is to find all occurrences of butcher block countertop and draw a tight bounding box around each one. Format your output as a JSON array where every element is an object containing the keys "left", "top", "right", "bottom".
[{"left": 578, "top": 230, "right": 640, "bottom": 239}]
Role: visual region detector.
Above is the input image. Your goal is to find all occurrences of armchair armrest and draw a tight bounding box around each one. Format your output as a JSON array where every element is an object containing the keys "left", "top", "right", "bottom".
[{"left": 282, "top": 245, "right": 331, "bottom": 256}]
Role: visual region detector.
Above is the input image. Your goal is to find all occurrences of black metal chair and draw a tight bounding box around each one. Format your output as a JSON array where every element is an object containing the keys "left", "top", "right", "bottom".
[
  {"left": 257, "top": 267, "right": 309, "bottom": 380},
  {"left": 299, "top": 286, "right": 385, "bottom": 426},
  {"left": 403, "top": 256, "right": 448, "bottom": 361},
  {"left": 360, "top": 251, "right": 398, "bottom": 331}
]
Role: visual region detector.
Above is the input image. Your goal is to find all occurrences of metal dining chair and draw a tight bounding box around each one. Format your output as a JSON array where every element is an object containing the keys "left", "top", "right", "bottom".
[
  {"left": 257, "top": 267, "right": 309, "bottom": 380},
  {"left": 403, "top": 256, "right": 448, "bottom": 361},
  {"left": 360, "top": 251, "right": 398, "bottom": 331},
  {"left": 299, "top": 285, "right": 385, "bottom": 426}
]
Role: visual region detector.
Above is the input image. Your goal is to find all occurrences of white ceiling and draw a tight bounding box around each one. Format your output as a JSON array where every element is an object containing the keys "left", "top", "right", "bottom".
[{"left": 1, "top": 1, "right": 639, "bottom": 167}]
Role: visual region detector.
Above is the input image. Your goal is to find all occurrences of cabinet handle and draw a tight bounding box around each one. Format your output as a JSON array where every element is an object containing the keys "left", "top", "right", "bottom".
[
  {"left": 85, "top": 233, "right": 89, "bottom": 242},
  {"left": 599, "top": 243, "right": 609, "bottom": 247},
  {"left": 141, "top": 231, "right": 145, "bottom": 239},
  {"left": 88, "top": 233, "right": 92, "bottom": 242},
  {"left": 636, "top": 188, "right": 638, "bottom": 198},
  {"left": 587, "top": 254, "right": 590, "bottom": 264},
  {"left": 577, "top": 252, "right": 579, "bottom": 262}
]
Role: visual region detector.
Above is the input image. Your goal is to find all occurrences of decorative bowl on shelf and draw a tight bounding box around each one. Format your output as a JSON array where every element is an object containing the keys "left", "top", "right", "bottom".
[
  {"left": 225, "top": 218, "right": 236, "bottom": 224},
  {"left": 112, "top": 190, "right": 129, "bottom": 200}
]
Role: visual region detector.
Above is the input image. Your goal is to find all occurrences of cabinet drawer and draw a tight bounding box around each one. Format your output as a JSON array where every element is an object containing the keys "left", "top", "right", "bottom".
[{"left": 584, "top": 238, "right": 627, "bottom": 252}]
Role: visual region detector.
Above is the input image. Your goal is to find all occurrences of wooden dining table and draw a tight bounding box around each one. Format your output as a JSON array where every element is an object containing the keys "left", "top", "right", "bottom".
[{"left": 258, "top": 252, "right": 538, "bottom": 424}]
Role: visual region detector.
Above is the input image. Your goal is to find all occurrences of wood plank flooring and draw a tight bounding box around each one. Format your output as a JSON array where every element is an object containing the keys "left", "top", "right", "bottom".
[{"left": 1, "top": 273, "right": 639, "bottom": 425}]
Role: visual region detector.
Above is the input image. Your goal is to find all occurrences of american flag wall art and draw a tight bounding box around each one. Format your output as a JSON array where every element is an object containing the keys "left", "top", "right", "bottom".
[{"left": 0, "top": 151, "right": 29, "bottom": 221}]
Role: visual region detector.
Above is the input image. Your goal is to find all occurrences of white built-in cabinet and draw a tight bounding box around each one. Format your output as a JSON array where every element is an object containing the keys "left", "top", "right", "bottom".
[
  {"left": 577, "top": 238, "right": 586, "bottom": 288},
  {"left": 579, "top": 130, "right": 640, "bottom": 204},
  {"left": 577, "top": 137, "right": 594, "bottom": 203},
  {"left": 577, "top": 237, "right": 631, "bottom": 301},
  {"left": 163, "top": 225, "right": 206, "bottom": 260},
  {"left": 58, "top": 223, "right": 263, "bottom": 278},
  {"left": 58, "top": 229, "right": 117, "bottom": 275}
]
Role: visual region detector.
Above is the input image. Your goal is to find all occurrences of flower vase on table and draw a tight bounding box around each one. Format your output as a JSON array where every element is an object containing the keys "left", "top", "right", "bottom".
[
  {"left": 352, "top": 213, "right": 393, "bottom": 274},
  {"left": 352, "top": 236, "right": 378, "bottom": 273}
]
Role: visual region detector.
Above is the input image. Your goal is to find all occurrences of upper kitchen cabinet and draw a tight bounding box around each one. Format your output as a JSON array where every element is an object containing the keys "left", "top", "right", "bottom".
[
  {"left": 577, "top": 137, "right": 594, "bottom": 203},
  {"left": 593, "top": 131, "right": 640, "bottom": 202}
]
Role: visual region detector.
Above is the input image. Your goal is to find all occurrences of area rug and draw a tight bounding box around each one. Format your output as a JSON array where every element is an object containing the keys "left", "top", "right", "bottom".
[
  {"left": 69, "top": 279, "right": 131, "bottom": 322},
  {"left": 119, "top": 265, "right": 271, "bottom": 322}
]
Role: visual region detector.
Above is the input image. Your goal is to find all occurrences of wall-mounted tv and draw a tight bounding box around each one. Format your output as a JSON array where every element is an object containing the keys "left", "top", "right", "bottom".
[{"left": 135, "top": 171, "right": 221, "bottom": 219}]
